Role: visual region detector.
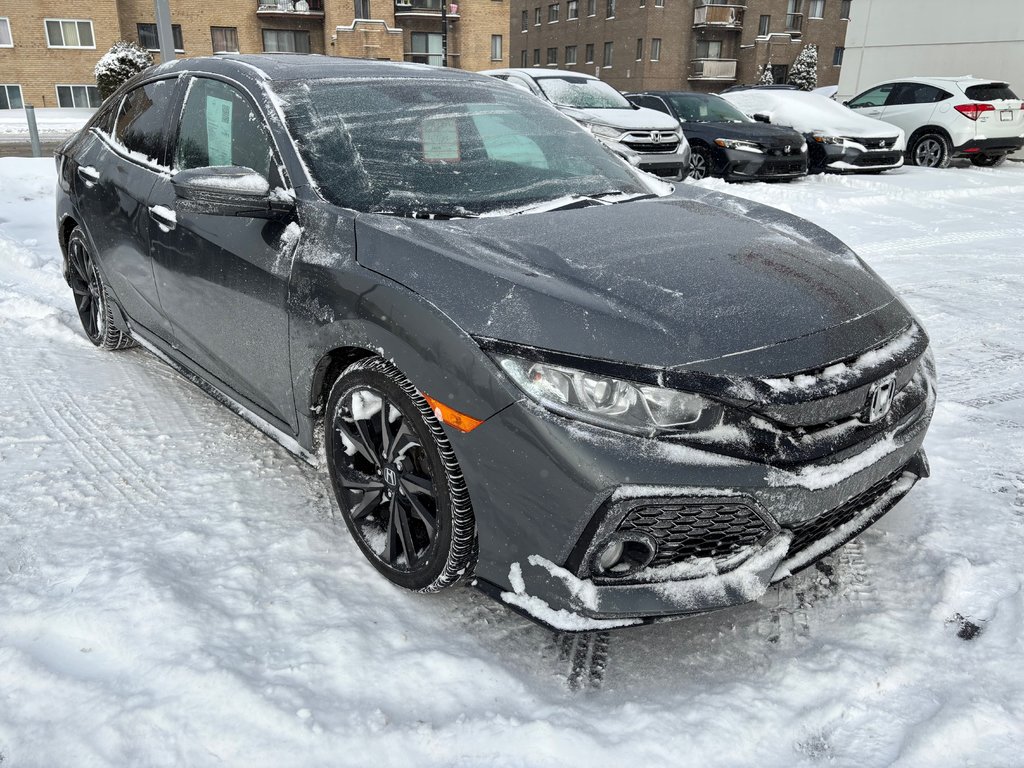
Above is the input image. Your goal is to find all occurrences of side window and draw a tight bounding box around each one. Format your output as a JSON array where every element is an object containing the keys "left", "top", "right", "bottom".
[
  {"left": 847, "top": 83, "right": 896, "bottom": 108},
  {"left": 114, "top": 79, "right": 177, "bottom": 163},
  {"left": 175, "top": 77, "right": 277, "bottom": 181},
  {"left": 646, "top": 96, "right": 672, "bottom": 114}
]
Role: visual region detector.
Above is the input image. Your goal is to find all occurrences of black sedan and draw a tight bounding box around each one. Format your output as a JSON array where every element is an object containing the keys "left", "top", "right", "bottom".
[
  {"left": 56, "top": 56, "right": 935, "bottom": 630},
  {"left": 628, "top": 91, "right": 808, "bottom": 181}
]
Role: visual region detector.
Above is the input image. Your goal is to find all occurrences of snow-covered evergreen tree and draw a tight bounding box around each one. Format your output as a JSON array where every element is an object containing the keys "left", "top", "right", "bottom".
[
  {"left": 789, "top": 44, "right": 818, "bottom": 91},
  {"left": 94, "top": 41, "right": 154, "bottom": 99},
  {"left": 756, "top": 64, "right": 774, "bottom": 86}
]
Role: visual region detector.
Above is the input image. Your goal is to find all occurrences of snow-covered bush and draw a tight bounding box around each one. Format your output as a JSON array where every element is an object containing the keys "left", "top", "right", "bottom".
[
  {"left": 756, "top": 64, "right": 774, "bottom": 86},
  {"left": 789, "top": 44, "right": 818, "bottom": 91},
  {"left": 94, "top": 41, "right": 154, "bottom": 99}
]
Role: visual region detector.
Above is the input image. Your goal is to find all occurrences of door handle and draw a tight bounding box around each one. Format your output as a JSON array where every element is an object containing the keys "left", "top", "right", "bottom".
[
  {"left": 77, "top": 165, "right": 100, "bottom": 185},
  {"left": 148, "top": 205, "right": 177, "bottom": 231}
]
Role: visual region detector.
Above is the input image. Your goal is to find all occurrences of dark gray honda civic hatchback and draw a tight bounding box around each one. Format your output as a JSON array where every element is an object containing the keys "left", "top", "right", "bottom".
[{"left": 56, "top": 55, "right": 935, "bottom": 630}]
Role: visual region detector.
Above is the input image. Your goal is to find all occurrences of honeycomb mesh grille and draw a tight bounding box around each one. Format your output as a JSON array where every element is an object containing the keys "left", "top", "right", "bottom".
[{"left": 618, "top": 500, "right": 773, "bottom": 568}]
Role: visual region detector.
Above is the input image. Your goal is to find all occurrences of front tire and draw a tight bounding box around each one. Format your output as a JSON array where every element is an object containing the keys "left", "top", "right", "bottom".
[
  {"left": 324, "top": 356, "right": 477, "bottom": 592},
  {"left": 909, "top": 132, "right": 951, "bottom": 168},
  {"left": 66, "top": 227, "right": 135, "bottom": 350},
  {"left": 689, "top": 146, "right": 712, "bottom": 181}
]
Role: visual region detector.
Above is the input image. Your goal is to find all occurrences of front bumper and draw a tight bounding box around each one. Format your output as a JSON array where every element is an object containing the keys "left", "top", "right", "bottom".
[
  {"left": 458, "top": 357, "right": 936, "bottom": 631},
  {"left": 813, "top": 140, "right": 904, "bottom": 173},
  {"left": 601, "top": 137, "right": 691, "bottom": 181},
  {"left": 719, "top": 147, "right": 808, "bottom": 181}
]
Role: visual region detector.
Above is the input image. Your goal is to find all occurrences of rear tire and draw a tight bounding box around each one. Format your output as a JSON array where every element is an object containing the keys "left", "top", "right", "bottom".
[
  {"left": 970, "top": 154, "right": 1007, "bottom": 167},
  {"left": 324, "top": 356, "right": 477, "bottom": 592},
  {"left": 909, "top": 132, "right": 951, "bottom": 168},
  {"left": 66, "top": 227, "right": 135, "bottom": 351}
]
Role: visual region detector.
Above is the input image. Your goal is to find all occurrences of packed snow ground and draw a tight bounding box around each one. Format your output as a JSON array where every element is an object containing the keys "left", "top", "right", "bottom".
[{"left": 1, "top": 157, "right": 1023, "bottom": 766}]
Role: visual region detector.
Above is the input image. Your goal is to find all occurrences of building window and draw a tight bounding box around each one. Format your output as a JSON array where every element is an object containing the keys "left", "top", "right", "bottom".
[
  {"left": 56, "top": 84, "right": 102, "bottom": 108},
  {"left": 533, "top": 48, "right": 541, "bottom": 65},
  {"left": 211, "top": 27, "right": 238, "bottom": 53},
  {"left": 547, "top": 47, "right": 557, "bottom": 64},
  {"left": 263, "top": 29, "right": 310, "bottom": 53},
  {"left": 833, "top": 46, "right": 844, "bottom": 65},
  {"left": 568, "top": 0, "right": 579, "bottom": 19},
  {"left": 0, "top": 17, "right": 13, "bottom": 47},
  {"left": 809, "top": 0, "right": 824, "bottom": 18},
  {"left": 491, "top": 34, "right": 503, "bottom": 60},
  {"left": 45, "top": 19, "right": 95, "bottom": 49},
  {"left": 521, "top": 10, "right": 528, "bottom": 30},
  {"left": 695, "top": 40, "right": 722, "bottom": 59},
  {"left": 587, "top": 0, "right": 596, "bottom": 17},
  {"left": 585, "top": 43, "right": 594, "bottom": 63},
  {"left": 655, "top": 0, "right": 663, "bottom": 6},
  {"left": 606, "top": 0, "right": 616, "bottom": 18},
  {"left": 138, "top": 23, "right": 184, "bottom": 52},
  {"left": 650, "top": 37, "right": 661, "bottom": 61},
  {"left": 635, "top": 37, "right": 643, "bottom": 61},
  {"left": 565, "top": 44, "right": 577, "bottom": 64},
  {"left": 1, "top": 84, "right": 24, "bottom": 110},
  {"left": 410, "top": 31, "right": 442, "bottom": 65},
  {"left": 355, "top": 0, "right": 370, "bottom": 18},
  {"left": 840, "top": 0, "right": 851, "bottom": 19},
  {"left": 548, "top": 3, "right": 559, "bottom": 22},
  {"left": 640, "top": 0, "right": 646, "bottom": 6},
  {"left": 520, "top": 49, "right": 528, "bottom": 66},
  {"left": 771, "top": 63, "right": 789, "bottom": 83},
  {"left": 603, "top": 41, "right": 613, "bottom": 67},
  {"left": 758, "top": 14, "right": 770, "bottom": 36},
  {"left": 535, "top": 6, "right": 542, "bottom": 24}
]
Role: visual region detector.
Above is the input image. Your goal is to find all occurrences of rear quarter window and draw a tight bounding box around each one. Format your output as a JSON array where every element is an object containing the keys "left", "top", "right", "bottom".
[{"left": 964, "top": 83, "right": 1018, "bottom": 101}]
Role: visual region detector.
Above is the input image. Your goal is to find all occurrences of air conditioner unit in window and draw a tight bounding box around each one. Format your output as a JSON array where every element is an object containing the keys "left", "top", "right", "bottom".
[{"left": 396, "top": 1, "right": 413, "bottom": 6}]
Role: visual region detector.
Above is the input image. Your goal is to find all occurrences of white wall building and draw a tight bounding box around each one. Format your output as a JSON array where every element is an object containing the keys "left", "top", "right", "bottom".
[{"left": 838, "top": 0, "right": 1024, "bottom": 100}]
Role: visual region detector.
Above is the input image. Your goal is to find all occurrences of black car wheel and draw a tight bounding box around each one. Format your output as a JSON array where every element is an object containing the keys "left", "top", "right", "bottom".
[
  {"left": 689, "top": 146, "right": 712, "bottom": 181},
  {"left": 325, "top": 356, "right": 477, "bottom": 592},
  {"left": 66, "top": 227, "right": 135, "bottom": 350},
  {"left": 909, "top": 133, "right": 951, "bottom": 168},
  {"left": 970, "top": 154, "right": 1007, "bottom": 168}
]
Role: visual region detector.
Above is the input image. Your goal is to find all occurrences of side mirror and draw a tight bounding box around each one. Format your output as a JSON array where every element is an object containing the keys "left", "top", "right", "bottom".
[
  {"left": 842, "top": 100, "right": 851, "bottom": 107},
  {"left": 172, "top": 166, "right": 294, "bottom": 220},
  {"left": 753, "top": 112, "right": 771, "bottom": 124}
]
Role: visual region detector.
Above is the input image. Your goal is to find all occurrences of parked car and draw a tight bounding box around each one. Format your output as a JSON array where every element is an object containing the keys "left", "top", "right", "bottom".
[
  {"left": 481, "top": 68, "right": 690, "bottom": 181},
  {"left": 56, "top": 55, "right": 935, "bottom": 629},
  {"left": 722, "top": 88, "right": 906, "bottom": 174},
  {"left": 845, "top": 76, "right": 1024, "bottom": 168},
  {"left": 627, "top": 91, "right": 808, "bottom": 181}
]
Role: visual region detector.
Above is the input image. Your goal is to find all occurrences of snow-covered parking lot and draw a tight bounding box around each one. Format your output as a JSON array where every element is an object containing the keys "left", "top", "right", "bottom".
[{"left": 1, "top": 156, "right": 1023, "bottom": 766}]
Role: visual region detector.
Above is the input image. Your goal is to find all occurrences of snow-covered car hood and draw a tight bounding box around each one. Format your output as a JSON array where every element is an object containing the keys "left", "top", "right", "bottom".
[
  {"left": 559, "top": 105, "right": 681, "bottom": 132},
  {"left": 722, "top": 90, "right": 902, "bottom": 139},
  {"left": 353, "top": 187, "right": 912, "bottom": 377}
]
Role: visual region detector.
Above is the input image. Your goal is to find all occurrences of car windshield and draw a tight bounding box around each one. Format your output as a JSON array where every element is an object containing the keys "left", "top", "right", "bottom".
[
  {"left": 667, "top": 94, "right": 751, "bottom": 123},
  {"left": 272, "top": 77, "right": 652, "bottom": 217},
  {"left": 535, "top": 76, "right": 633, "bottom": 109}
]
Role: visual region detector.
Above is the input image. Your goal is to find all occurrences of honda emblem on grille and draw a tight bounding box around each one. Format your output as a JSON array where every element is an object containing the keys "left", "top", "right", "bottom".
[
  {"left": 784, "top": 144, "right": 791, "bottom": 155},
  {"left": 863, "top": 374, "right": 897, "bottom": 424},
  {"left": 650, "top": 132, "right": 662, "bottom": 143}
]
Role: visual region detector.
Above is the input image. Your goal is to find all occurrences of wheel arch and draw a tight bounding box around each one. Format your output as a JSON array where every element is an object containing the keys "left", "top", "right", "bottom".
[{"left": 908, "top": 124, "right": 952, "bottom": 148}]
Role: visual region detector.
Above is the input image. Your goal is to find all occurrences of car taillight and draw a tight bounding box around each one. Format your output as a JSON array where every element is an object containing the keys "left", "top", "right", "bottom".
[{"left": 954, "top": 103, "right": 996, "bottom": 120}]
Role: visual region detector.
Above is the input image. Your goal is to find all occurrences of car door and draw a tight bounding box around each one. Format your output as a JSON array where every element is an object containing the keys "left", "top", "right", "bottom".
[
  {"left": 880, "top": 83, "right": 949, "bottom": 137},
  {"left": 846, "top": 83, "right": 898, "bottom": 120},
  {"left": 147, "top": 75, "right": 298, "bottom": 432},
  {"left": 73, "top": 77, "right": 180, "bottom": 343}
]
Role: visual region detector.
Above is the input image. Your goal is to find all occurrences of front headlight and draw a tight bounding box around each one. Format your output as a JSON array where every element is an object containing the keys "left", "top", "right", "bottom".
[
  {"left": 799, "top": 141, "right": 808, "bottom": 152},
  {"left": 496, "top": 355, "right": 721, "bottom": 435},
  {"left": 588, "top": 123, "right": 623, "bottom": 140},
  {"left": 714, "top": 138, "right": 764, "bottom": 153},
  {"left": 812, "top": 133, "right": 845, "bottom": 145}
]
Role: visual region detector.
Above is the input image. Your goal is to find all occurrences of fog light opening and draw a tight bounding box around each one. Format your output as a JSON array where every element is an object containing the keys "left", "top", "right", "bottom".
[{"left": 592, "top": 535, "right": 656, "bottom": 578}]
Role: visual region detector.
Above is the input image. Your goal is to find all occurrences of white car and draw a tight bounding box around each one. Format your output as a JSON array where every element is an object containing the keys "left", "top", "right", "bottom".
[
  {"left": 846, "top": 76, "right": 1024, "bottom": 168},
  {"left": 721, "top": 88, "right": 905, "bottom": 174},
  {"left": 481, "top": 68, "right": 690, "bottom": 181}
]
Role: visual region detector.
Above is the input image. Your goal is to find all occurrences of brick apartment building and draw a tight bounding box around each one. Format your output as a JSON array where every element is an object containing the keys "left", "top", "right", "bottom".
[
  {"left": 507, "top": 0, "right": 850, "bottom": 93},
  {"left": 0, "top": 0, "right": 509, "bottom": 110}
]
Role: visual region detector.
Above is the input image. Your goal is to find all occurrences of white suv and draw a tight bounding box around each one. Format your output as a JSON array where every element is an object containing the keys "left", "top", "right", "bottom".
[{"left": 846, "top": 76, "right": 1024, "bottom": 168}]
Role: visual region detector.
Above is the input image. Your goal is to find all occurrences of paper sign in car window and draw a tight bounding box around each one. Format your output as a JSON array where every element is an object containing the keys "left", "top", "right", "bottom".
[
  {"left": 206, "top": 94, "right": 234, "bottom": 167},
  {"left": 421, "top": 117, "right": 460, "bottom": 162}
]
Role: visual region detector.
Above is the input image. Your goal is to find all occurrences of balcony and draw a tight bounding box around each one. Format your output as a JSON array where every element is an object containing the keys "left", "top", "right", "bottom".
[
  {"left": 394, "top": 0, "right": 460, "bottom": 17},
  {"left": 256, "top": 0, "right": 324, "bottom": 16},
  {"left": 693, "top": 3, "right": 745, "bottom": 29},
  {"left": 688, "top": 58, "right": 738, "bottom": 80},
  {"left": 784, "top": 12, "right": 803, "bottom": 32}
]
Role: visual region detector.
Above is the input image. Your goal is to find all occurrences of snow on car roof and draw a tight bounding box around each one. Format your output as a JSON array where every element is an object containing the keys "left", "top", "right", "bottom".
[{"left": 721, "top": 89, "right": 902, "bottom": 137}]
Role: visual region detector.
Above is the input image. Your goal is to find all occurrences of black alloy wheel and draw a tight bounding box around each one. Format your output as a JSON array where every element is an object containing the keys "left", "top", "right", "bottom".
[
  {"left": 910, "top": 133, "right": 951, "bottom": 168},
  {"left": 970, "top": 153, "right": 1007, "bottom": 167},
  {"left": 66, "top": 227, "right": 134, "bottom": 350},
  {"left": 689, "top": 146, "right": 712, "bottom": 181},
  {"left": 325, "top": 357, "right": 476, "bottom": 592}
]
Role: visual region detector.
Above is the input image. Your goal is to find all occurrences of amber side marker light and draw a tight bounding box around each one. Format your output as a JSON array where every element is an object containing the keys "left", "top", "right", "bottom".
[{"left": 422, "top": 393, "right": 484, "bottom": 433}]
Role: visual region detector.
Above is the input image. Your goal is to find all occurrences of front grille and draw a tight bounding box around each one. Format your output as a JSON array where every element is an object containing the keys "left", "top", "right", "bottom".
[
  {"left": 853, "top": 151, "right": 902, "bottom": 167},
  {"left": 786, "top": 467, "right": 906, "bottom": 556},
  {"left": 760, "top": 160, "right": 805, "bottom": 175},
  {"left": 618, "top": 499, "right": 773, "bottom": 568},
  {"left": 623, "top": 140, "right": 680, "bottom": 154},
  {"left": 847, "top": 136, "right": 898, "bottom": 150}
]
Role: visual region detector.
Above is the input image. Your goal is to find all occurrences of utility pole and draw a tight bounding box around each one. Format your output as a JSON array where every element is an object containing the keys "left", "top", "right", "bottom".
[
  {"left": 154, "top": 0, "right": 176, "bottom": 63},
  {"left": 440, "top": 2, "right": 448, "bottom": 67}
]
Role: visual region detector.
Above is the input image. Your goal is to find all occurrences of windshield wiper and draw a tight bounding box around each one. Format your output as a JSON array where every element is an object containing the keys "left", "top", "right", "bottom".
[
  {"left": 401, "top": 210, "right": 479, "bottom": 220},
  {"left": 507, "top": 190, "right": 658, "bottom": 216}
]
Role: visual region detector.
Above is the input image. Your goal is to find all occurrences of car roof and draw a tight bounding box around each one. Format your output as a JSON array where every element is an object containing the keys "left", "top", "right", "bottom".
[
  {"left": 481, "top": 67, "right": 599, "bottom": 81},
  {"left": 866, "top": 75, "right": 1006, "bottom": 87}
]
